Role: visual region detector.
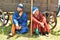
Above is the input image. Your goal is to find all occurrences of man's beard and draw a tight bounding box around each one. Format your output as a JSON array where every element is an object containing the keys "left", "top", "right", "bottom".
[{"left": 17, "top": 10, "right": 22, "bottom": 13}]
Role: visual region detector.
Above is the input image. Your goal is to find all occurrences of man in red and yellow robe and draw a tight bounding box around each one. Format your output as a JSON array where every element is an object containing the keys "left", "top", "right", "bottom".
[{"left": 32, "top": 6, "right": 50, "bottom": 36}]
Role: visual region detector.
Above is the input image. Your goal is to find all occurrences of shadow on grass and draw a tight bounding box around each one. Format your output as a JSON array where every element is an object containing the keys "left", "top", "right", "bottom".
[
  {"left": 0, "top": 25, "right": 39, "bottom": 39},
  {"left": 50, "top": 30, "right": 60, "bottom": 36},
  {"left": 15, "top": 32, "right": 39, "bottom": 39},
  {"left": 1, "top": 25, "right": 60, "bottom": 39}
]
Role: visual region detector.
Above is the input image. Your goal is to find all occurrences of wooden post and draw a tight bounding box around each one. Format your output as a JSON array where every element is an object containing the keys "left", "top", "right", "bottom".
[
  {"left": 47, "top": 0, "right": 50, "bottom": 11},
  {"left": 30, "top": 0, "right": 33, "bottom": 36}
]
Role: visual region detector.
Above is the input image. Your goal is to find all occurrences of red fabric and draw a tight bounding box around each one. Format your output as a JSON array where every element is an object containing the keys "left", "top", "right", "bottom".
[{"left": 32, "top": 13, "right": 50, "bottom": 33}]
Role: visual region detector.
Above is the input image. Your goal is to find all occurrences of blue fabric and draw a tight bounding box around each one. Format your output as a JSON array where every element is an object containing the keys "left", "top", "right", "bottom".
[
  {"left": 17, "top": 4, "right": 23, "bottom": 9},
  {"left": 17, "top": 5, "right": 23, "bottom": 8},
  {"left": 13, "top": 19, "right": 18, "bottom": 25},
  {"left": 32, "top": 6, "right": 38, "bottom": 12},
  {"left": 57, "top": 5, "right": 60, "bottom": 15},
  {"left": 12, "top": 11, "right": 28, "bottom": 34}
]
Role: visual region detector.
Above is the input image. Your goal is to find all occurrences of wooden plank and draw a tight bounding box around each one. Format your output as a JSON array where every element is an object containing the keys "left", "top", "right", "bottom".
[
  {"left": 30, "top": 0, "right": 33, "bottom": 36},
  {"left": 47, "top": 0, "right": 51, "bottom": 11},
  {"left": 0, "top": 0, "right": 30, "bottom": 12},
  {"left": 48, "top": 0, "right": 58, "bottom": 11}
]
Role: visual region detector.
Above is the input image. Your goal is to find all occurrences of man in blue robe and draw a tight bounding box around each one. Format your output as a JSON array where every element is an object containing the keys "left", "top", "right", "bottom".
[{"left": 8, "top": 3, "right": 28, "bottom": 37}]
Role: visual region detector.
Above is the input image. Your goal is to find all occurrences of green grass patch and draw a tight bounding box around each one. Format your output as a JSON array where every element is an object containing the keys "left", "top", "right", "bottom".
[{"left": 0, "top": 17, "right": 60, "bottom": 40}]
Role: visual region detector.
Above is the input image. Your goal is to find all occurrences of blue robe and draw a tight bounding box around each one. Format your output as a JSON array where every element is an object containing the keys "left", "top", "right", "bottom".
[{"left": 12, "top": 11, "right": 28, "bottom": 34}]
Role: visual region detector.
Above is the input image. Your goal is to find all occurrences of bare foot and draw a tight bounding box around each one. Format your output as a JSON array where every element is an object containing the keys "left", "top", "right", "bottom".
[
  {"left": 45, "top": 34, "right": 49, "bottom": 37},
  {"left": 7, "top": 33, "right": 13, "bottom": 39}
]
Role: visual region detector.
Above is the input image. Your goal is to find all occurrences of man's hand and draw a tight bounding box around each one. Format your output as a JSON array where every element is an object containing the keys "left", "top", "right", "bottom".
[
  {"left": 16, "top": 26, "right": 21, "bottom": 30},
  {"left": 19, "top": 26, "right": 21, "bottom": 29},
  {"left": 40, "top": 22, "right": 44, "bottom": 28}
]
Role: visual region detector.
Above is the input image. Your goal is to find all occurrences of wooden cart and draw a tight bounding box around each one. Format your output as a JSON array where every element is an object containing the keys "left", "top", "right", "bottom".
[
  {"left": 30, "top": 0, "right": 58, "bottom": 36},
  {"left": 0, "top": 0, "right": 31, "bottom": 27},
  {"left": 0, "top": 0, "right": 58, "bottom": 36},
  {"left": 33, "top": 0, "right": 58, "bottom": 30}
]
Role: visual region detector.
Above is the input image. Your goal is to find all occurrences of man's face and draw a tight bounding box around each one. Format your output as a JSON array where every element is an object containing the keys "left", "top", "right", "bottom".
[
  {"left": 17, "top": 7, "right": 22, "bottom": 13},
  {"left": 34, "top": 9, "right": 39, "bottom": 16}
]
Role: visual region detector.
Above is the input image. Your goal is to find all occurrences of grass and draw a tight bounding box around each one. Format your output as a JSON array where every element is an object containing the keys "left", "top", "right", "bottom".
[{"left": 0, "top": 17, "right": 60, "bottom": 40}]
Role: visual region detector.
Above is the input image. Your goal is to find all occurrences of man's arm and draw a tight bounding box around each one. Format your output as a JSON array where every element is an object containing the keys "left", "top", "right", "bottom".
[
  {"left": 40, "top": 14, "right": 46, "bottom": 23},
  {"left": 32, "top": 15, "right": 41, "bottom": 24},
  {"left": 12, "top": 12, "right": 19, "bottom": 27},
  {"left": 32, "top": 15, "right": 44, "bottom": 27}
]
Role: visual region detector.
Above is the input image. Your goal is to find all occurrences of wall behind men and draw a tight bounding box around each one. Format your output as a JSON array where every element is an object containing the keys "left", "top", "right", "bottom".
[{"left": 0, "top": 0, "right": 30, "bottom": 12}]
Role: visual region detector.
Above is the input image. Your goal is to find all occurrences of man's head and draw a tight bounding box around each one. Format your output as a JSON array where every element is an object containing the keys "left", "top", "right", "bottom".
[
  {"left": 32, "top": 6, "right": 39, "bottom": 16},
  {"left": 17, "top": 3, "right": 23, "bottom": 13}
]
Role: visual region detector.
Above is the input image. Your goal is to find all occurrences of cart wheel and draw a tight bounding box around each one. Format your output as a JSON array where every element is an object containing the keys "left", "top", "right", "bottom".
[
  {"left": 46, "top": 12, "right": 57, "bottom": 30},
  {"left": 43, "top": 11, "right": 57, "bottom": 30},
  {"left": 0, "top": 19, "right": 3, "bottom": 27},
  {"left": 3, "top": 12, "right": 9, "bottom": 25},
  {"left": 0, "top": 12, "right": 9, "bottom": 27}
]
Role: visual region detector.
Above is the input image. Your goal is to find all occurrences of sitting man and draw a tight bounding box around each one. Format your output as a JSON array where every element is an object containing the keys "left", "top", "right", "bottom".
[
  {"left": 7, "top": 3, "right": 28, "bottom": 38},
  {"left": 32, "top": 6, "right": 50, "bottom": 36}
]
